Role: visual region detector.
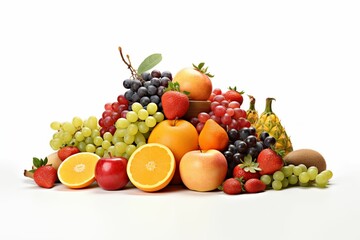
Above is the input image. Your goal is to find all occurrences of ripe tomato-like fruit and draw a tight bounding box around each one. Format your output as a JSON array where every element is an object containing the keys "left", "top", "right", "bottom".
[{"left": 173, "top": 63, "right": 213, "bottom": 101}]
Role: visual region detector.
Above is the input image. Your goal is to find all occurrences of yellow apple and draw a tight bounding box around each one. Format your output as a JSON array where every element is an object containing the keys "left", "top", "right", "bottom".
[{"left": 179, "top": 149, "right": 228, "bottom": 192}]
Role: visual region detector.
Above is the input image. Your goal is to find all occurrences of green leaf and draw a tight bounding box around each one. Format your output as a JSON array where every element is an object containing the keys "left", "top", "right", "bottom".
[{"left": 137, "top": 53, "right": 162, "bottom": 75}]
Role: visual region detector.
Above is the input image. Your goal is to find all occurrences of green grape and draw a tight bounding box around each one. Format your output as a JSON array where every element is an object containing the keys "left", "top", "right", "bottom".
[
  {"left": 93, "top": 136, "right": 103, "bottom": 146},
  {"left": 50, "top": 138, "right": 62, "bottom": 150},
  {"left": 112, "top": 135, "right": 123, "bottom": 145},
  {"left": 281, "top": 178, "right": 289, "bottom": 188},
  {"left": 272, "top": 180, "right": 282, "bottom": 190},
  {"left": 307, "top": 166, "right": 318, "bottom": 180},
  {"left": 134, "top": 132, "right": 146, "bottom": 145},
  {"left": 138, "top": 122, "right": 149, "bottom": 134},
  {"left": 131, "top": 102, "right": 143, "bottom": 113},
  {"left": 84, "top": 136, "right": 93, "bottom": 145},
  {"left": 127, "top": 123, "right": 138, "bottom": 135},
  {"left": 75, "top": 131, "right": 85, "bottom": 141},
  {"left": 72, "top": 116, "right": 83, "bottom": 129},
  {"left": 125, "top": 144, "right": 137, "bottom": 156},
  {"left": 103, "top": 132, "right": 113, "bottom": 142},
  {"left": 114, "top": 142, "right": 127, "bottom": 156},
  {"left": 153, "top": 112, "right": 165, "bottom": 122},
  {"left": 62, "top": 131, "right": 73, "bottom": 143},
  {"left": 281, "top": 166, "right": 293, "bottom": 177},
  {"left": 126, "top": 111, "right": 138, "bottom": 123},
  {"left": 260, "top": 175, "right": 272, "bottom": 185},
  {"left": 315, "top": 173, "right": 328, "bottom": 186},
  {"left": 138, "top": 109, "right": 149, "bottom": 120},
  {"left": 273, "top": 171, "right": 285, "bottom": 181},
  {"left": 122, "top": 152, "right": 130, "bottom": 160},
  {"left": 62, "top": 122, "right": 76, "bottom": 135},
  {"left": 91, "top": 129, "right": 100, "bottom": 138},
  {"left": 107, "top": 146, "right": 115, "bottom": 157},
  {"left": 136, "top": 141, "right": 146, "bottom": 148},
  {"left": 115, "top": 128, "right": 127, "bottom": 138},
  {"left": 82, "top": 127, "right": 92, "bottom": 137},
  {"left": 147, "top": 103, "right": 158, "bottom": 115},
  {"left": 145, "top": 116, "right": 157, "bottom": 127},
  {"left": 288, "top": 175, "right": 298, "bottom": 185},
  {"left": 298, "top": 164, "right": 307, "bottom": 172},
  {"left": 321, "top": 170, "right": 333, "bottom": 180},
  {"left": 299, "top": 182, "right": 310, "bottom": 187},
  {"left": 50, "top": 121, "right": 61, "bottom": 131},
  {"left": 293, "top": 166, "right": 303, "bottom": 176},
  {"left": 116, "top": 118, "right": 130, "bottom": 129},
  {"left": 86, "top": 116, "right": 98, "bottom": 129},
  {"left": 124, "top": 134, "right": 135, "bottom": 145},
  {"left": 78, "top": 141, "right": 86, "bottom": 152},
  {"left": 53, "top": 132, "right": 61, "bottom": 139},
  {"left": 95, "top": 147, "right": 104, "bottom": 157},
  {"left": 101, "top": 140, "right": 111, "bottom": 150},
  {"left": 299, "top": 172, "right": 310, "bottom": 183},
  {"left": 85, "top": 143, "right": 96, "bottom": 153}
]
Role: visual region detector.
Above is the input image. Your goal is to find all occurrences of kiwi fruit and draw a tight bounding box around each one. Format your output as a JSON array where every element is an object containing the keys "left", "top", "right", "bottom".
[{"left": 283, "top": 149, "right": 327, "bottom": 172}]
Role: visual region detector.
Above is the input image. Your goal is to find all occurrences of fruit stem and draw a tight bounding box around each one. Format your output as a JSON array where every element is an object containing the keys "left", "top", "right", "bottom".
[
  {"left": 248, "top": 95, "right": 256, "bottom": 110},
  {"left": 118, "top": 46, "right": 142, "bottom": 82},
  {"left": 23, "top": 169, "right": 34, "bottom": 179},
  {"left": 264, "top": 97, "right": 276, "bottom": 114}
]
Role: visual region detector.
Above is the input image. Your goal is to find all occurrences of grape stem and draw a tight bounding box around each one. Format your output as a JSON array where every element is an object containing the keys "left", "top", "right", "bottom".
[{"left": 118, "top": 46, "right": 142, "bottom": 81}]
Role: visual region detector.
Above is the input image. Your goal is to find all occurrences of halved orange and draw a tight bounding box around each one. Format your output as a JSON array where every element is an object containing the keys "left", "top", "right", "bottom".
[
  {"left": 57, "top": 152, "right": 100, "bottom": 189},
  {"left": 127, "top": 143, "right": 176, "bottom": 192}
]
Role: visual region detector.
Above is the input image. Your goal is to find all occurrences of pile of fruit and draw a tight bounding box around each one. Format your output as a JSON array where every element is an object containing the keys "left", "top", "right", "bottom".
[{"left": 23, "top": 47, "right": 333, "bottom": 194}]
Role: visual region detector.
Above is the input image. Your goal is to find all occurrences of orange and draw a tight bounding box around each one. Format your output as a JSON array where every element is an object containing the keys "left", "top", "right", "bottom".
[
  {"left": 57, "top": 152, "right": 100, "bottom": 189},
  {"left": 127, "top": 143, "right": 176, "bottom": 192},
  {"left": 199, "top": 119, "right": 229, "bottom": 151},
  {"left": 173, "top": 65, "right": 213, "bottom": 101},
  {"left": 147, "top": 119, "right": 199, "bottom": 184}
]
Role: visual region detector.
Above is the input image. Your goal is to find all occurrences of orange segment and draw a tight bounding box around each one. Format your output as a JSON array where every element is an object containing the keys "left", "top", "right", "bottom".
[
  {"left": 57, "top": 152, "right": 100, "bottom": 189},
  {"left": 127, "top": 143, "right": 175, "bottom": 192}
]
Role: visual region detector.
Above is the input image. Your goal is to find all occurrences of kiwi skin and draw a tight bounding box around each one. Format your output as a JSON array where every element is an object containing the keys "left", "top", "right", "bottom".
[{"left": 283, "top": 149, "right": 327, "bottom": 172}]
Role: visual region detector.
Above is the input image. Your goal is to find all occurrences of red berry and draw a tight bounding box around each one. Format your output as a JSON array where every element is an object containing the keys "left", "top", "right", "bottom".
[
  {"left": 57, "top": 146, "right": 80, "bottom": 161},
  {"left": 34, "top": 166, "right": 57, "bottom": 188},
  {"left": 244, "top": 179, "right": 266, "bottom": 193},
  {"left": 220, "top": 178, "right": 242, "bottom": 195}
]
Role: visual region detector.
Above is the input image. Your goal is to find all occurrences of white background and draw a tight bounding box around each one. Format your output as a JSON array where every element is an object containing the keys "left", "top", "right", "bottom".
[{"left": 1, "top": 1, "right": 359, "bottom": 239}]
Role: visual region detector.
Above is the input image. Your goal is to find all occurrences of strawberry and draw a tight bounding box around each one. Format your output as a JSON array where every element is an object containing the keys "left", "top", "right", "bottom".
[
  {"left": 30, "top": 157, "right": 58, "bottom": 188},
  {"left": 161, "top": 81, "right": 190, "bottom": 120},
  {"left": 223, "top": 86, "right": 244, "bottom": 106},
  {"left": 244, "top": 178, "right": 266, "bottom": 193},
  {"left": 218, "top": 178, "right": 243, "bottom": 195},
  {"left": 233, "top": 154, "right": 261, "bottom": 181},
  {"left": 58, "top": 146, "right": 80, "bottom": 161},
  {"left": 257, "top": 148, "right": 284, "bottom": 175}
]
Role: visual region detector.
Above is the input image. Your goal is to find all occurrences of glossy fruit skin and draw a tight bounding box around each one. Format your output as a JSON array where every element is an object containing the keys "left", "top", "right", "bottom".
[
  {"left": 34, "top": 166, "right": 57, "bottom": 188},
  {"left": 173, "top": 67, "right": 212, "bottom": 101},
  {"left": 148, "top": 120, "right": 199, "bottom": 184},
  {"left": 180, "top": 149, "right": 228, "bottom": 192},
  {"left": 244, "top": 178, "right": 266, "bottom": 193},
  {"left": 233, "top": 165, "right": 260, "bottom": 181},
  {"left": 257, "top": 149, "right": 284, "bottom": 175},
  {"left": 57, "top": 146, "right": 80, "bottom": 161},
  {"left": 95, "top": 157, "right": 129, "bottom": 190},
  {"left": 223, "top": 89, "right": 243, "bottom": 106},
  {"left": 221, "top": 178, "right": 242, "bottom": 195},
  {"left": 161, "top": 91, "right": 189, "bottom": 120}
]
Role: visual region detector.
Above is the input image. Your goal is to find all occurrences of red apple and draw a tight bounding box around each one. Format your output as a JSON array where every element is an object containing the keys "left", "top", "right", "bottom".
[
  {"left": 179, "top": 149, "right": 228, "bottom": 192},
  {"left": 95, "top": 156, "right": 129, "bottom": 190}
]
